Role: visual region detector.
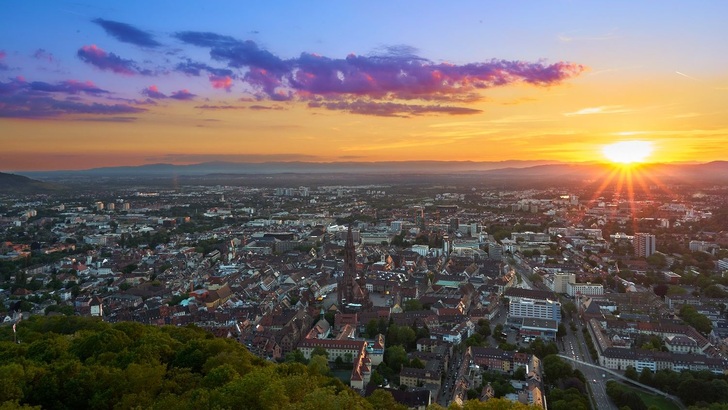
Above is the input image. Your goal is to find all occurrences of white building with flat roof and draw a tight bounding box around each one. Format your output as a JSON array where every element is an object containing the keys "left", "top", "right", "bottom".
[{"left": 566, "top": 282, "right": 604, "bottom": 297}]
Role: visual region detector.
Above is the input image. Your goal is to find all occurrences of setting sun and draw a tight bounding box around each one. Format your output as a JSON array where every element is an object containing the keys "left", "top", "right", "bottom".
[{"left": 602, "top": 140, "right": 654, "bottom": 164}]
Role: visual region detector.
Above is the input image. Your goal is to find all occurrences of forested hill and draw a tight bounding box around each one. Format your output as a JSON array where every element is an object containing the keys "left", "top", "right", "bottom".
[
  {"left": 0, "top": 316, "right": 538, "bottom": 409},
  {"left": 0, "top": 172, "right": 60, "bottom": 194}
]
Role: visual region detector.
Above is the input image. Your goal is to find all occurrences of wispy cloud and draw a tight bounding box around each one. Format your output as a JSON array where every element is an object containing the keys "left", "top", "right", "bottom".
[
  {"left": 175, "top": 60, "right": 234, "bottom": 77},
  {"left": 675, "top": 71, "right": 700, "bottom": 81},
  {"left": 308, "top": 100, "right": 482, "bottom": 117},
  {"left": 249, "top": 104, "right": 283, "bottom": 110},
  {"left": 563, "top": 105, "right": 631, "bottom": 116},
  {"left": 93, "top": 18, "right": 160, "bottom": 47},
  {"left": 195, "top": 104, "right": 244, "bottom": 110},
  {"left": 32, "top": 49, "right": 55, "bottom": 62},
  {"left": 78, "top": 116, "right": 138, "bottom": 122},
  {"left": 0, "top": 77, "right": 146, "bottom": 118},
  {"left": 28, "top": 79, "right": 109, "bottom": 95},
  {"left": 0, "top": 50, "right": 7, "bottom": 71}
]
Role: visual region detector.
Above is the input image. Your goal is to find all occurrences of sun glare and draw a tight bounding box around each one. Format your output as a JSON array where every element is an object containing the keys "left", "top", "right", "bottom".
[{"left": 602, "top": 140, "right": 653, "bottom": 164}]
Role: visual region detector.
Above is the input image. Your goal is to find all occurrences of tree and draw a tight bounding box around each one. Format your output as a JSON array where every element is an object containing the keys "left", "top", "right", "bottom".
[
  {"left": 703, "top": 284, "right": 728, "bottom": 298},
  {"left": 639, "top": 368, "right": 653, "bottom": 386},
  {"left": 0, "top": 316, "right": 385, "bottom": 409},
  {"left": 311, "top": 346, "right": 329, "bottom": 359},
  {"left": 513, "top": 366, "right": 527, "bottom": 381},
  {"left": 370, "top": 369, "right": 384, "bottom": 387},
  {"left": 122, "top": 263, "right": 138, "bottom": 274},
  {"left": 367, "top": 389, "right": 407, "bottom": 410},
  {"left": 557, "top": 323, "right": 567, "bottom": 338},
  {"left": 409, "top": 358, "right": 425, "bottom": 369},
  {"left": 384, "top": 346, "right": 408, "bottom": 372},
  {"left": 403, "top": 299, "right": 423, "bottom": 311},
  {"left": 624, "top": 366, "right": 638, "bottom": 381},
  {"left": 465, "top": 334, "right": 486, "bottom": 347},
  {"left": 307, "top": 355, "right": 330, "bottom": 376},
  {"left": 653, "top": 283, "right": 668, "bottom": 298},
  {"left": 285, "top": 349, "right": 307, "bottom": 364},
  {"left": 366, "top": 319, "right": 379, "bottom": 339},
  {"left": 646, "top": 253, "right": 667, "bottom": 269},
  {"left": 493, "top": 324, "right": 504, "bottom": 341},
  {"left": 680, "top": 305, "right": 713, "bottom": 334},
  {"left": 543, "top": 355, "right": 573, "bottom": 383},
  {"left": 477, "top": 319, "right": 491, "bottom": 338}
]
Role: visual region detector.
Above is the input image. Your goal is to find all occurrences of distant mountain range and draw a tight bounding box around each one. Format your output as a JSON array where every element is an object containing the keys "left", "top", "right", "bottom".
[
  {"left": 12, "top": 160, "right": 728, "bottom": 187},
  {"left": 18, "top": 160, "right": 560, "bottom": 178},
  {"left": 469, "top": 161, "right": 728, "bottom": 183},
  {"left": 0, "top": 172, "right": 61, "bottom": 194}
]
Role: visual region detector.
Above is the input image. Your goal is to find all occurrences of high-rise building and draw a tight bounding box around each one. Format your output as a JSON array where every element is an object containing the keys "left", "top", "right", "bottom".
[
  {"left": 633, "top": 233, "right": 656, "bottom": 257},
  {"left": 338, "top": 225, "right": 372, "bottom": 312},
  {"left": 488, "top": 242, "right": 502, "bottom": 261},
  {"left": 548, "top": 273, "right": 575, "bottom": 294}
]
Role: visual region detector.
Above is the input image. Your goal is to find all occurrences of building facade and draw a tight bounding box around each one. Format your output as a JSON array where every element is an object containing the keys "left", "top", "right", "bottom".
[{"left": 633, "top": 233, "right": 656, "bottom": 257}]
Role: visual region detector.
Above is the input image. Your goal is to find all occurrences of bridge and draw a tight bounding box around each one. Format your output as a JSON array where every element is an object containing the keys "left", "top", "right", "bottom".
[{"left": 557, "top": 354, "right": 686, "bottom": 410}]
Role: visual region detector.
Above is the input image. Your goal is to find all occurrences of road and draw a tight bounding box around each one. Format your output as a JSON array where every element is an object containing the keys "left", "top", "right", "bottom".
[
  {"left": 511, "top": 256, "right": 615, "bottom": 409},
  {"left": 558, "top": 354, "right": 686, "bottom": 410},
  {"left": 558, "top": 305, "right": 617, "bottom": 410},
  {"left": 438, "top": 348, "right": 464, "bottom": 406}
]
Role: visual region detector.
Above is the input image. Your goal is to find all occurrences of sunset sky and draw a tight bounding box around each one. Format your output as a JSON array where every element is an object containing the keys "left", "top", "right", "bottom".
[{"left": 1, "top": 1, "right": 727, "bottom": 171}]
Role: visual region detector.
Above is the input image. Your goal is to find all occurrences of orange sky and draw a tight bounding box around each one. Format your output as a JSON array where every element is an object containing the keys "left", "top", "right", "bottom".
[{"left": 1, "top": 1, "right": 727, "bottom": 171}]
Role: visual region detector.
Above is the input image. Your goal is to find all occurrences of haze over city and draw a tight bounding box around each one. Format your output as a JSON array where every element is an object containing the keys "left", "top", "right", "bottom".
[{"left": 1, "top": 0, "right": 727, "bottom": 171}]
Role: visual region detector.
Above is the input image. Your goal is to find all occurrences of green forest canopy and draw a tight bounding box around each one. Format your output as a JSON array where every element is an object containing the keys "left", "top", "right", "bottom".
[{"left": 0, "top": 316, "right": 538, "bottom": 410}]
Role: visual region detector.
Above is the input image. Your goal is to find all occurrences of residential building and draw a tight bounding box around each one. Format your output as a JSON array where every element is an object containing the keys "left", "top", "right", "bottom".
[{"left": 633, "top": 233, "right": 656, "bottom": 257}]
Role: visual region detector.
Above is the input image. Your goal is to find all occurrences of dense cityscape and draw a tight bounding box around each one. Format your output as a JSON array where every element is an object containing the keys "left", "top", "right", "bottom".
[
  {"left": 2, "top": 1, "right": 727, "bottom": 408},
  {"left": 2, "top": 170, "right": 727, "bottom": 409}
]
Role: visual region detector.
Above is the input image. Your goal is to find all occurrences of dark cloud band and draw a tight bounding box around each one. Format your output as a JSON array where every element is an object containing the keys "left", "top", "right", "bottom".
[{"left": 93, "top": 18, "right": 160, "bottom": 47}]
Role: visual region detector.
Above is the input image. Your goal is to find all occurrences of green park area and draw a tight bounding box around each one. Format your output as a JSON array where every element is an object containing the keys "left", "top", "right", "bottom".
[{"left": 618, "top": 382, "right": 682, "bottom": 410}]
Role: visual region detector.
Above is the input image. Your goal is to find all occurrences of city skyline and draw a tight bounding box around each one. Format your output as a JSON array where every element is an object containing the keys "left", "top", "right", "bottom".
[{"left": 1, "top": 1, "right": 727, "bottom": 171}]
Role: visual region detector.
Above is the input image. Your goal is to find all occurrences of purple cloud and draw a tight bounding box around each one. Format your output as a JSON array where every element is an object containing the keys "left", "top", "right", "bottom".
[
  {"left": 77, "top": 44, "right": 148, "bottom": 75},
  {"left": 210, "top": 40, "right": 289, "bottom": 74},
  {"left": 291, "top": 54, "right": 585, "bottom": 100},
  {"left": 0, "top": 94, "right": 145, "bottom": 118},
  {"left": 174, "top": 31, "right": 242, "bottom": 48},
  {"left": 175, "top": 60, "right": 234, "bottom": 77},
  {"left": 308, "top": 99, "right": 482, "bottom": 117},
  {"left": 176, "top": 32, "right": 289, "bottom": 74},
  {"left": 249, "top": 104, "right": 284, "bottom": 110},
  {"left": 0, "top": 77, "right": 145, "bottom": 118},
  {"left": 29, "top": 80, "right": 108, "bottom": 95},
  {"left": 170, "top": 89, "right": 195, "bottom": 100},
  {"left": 0, "top": 50, "right": 7, "bottom": 71},
  {"left": 32, "top": 49, "right": 55, "bottom": 62},
  {"left": 78, "top": 116, "right": 138, "bottom": 122},
  {"left": 93, "top": 18, "right": 160, "bottom": 47},
  {"left": 172, "top": 31, "right": 586, "bottom": 110},
  {"left": 141, "top": 85, "right": 167, "bottom": 99},
  {"left": 195, "top": 104, "right": 244, "bottom": 110}
]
